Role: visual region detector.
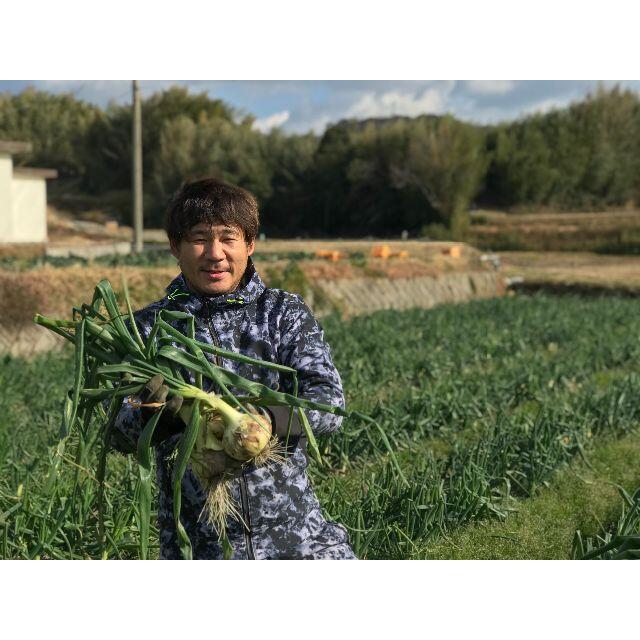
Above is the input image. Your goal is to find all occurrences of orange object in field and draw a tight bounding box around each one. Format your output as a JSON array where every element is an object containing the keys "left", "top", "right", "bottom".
[
  {"left": 393, "top": 250, "right": 409, "bottom": 259},
  {"left": 370, "top": 244, "right": 391, "bottom": 259},
  {"left": 315, "top": 249, "right": 343, "bottom": 261},
  {"left": 442, "top": 245, "right": 462, "bottom": 259}
]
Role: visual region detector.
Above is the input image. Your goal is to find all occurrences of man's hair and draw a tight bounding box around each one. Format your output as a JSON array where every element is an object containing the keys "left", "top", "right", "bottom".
[{"left": 164, "top": 177, "right": 259, "bottom": 245}]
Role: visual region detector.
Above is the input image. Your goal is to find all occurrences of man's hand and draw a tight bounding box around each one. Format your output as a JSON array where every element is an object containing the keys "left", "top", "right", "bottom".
[
  {"left": 138, "top": 374, "right": 186, "bottom": 445},
  {"left": 259, "top": 405, "right": 305, "bottom": 454}
]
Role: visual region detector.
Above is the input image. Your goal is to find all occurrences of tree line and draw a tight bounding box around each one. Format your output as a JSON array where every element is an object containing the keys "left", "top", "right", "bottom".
[{"left": 1, "top": 84, "right": 639, "bottom": 237}]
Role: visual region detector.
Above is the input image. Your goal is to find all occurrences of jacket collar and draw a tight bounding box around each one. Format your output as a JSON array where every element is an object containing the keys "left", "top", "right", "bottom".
[{"left": 165, "top": 257, "right": 265, "bottom": 314}]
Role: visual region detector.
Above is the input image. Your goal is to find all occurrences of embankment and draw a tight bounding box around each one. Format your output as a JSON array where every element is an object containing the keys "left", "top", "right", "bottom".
[{"left": 0, "top": 264, "right": 505, "bottom": 358}]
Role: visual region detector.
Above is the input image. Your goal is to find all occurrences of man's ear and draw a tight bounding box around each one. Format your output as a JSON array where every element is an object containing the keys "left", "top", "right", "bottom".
[
  {"left": 169, "top": 239, "right": 180, "bottom": 259},
  {"left": 247, "top": 239, "right": 255, "bottom": 256}
]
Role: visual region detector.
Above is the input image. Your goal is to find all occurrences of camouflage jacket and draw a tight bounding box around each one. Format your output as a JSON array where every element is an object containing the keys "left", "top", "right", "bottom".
[{"left": 112, "top": 258, "right": 355, "bottom": 559}]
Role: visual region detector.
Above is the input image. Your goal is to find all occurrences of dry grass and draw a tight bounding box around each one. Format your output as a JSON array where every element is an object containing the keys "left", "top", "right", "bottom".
[
  {"left": 469, "top": 208, "right": 640, "bottom": 253},
  {"left": 0, "top": 243, "right": 46, "bottom": 260},
  {"left": 0, "top": 264, "right": 179, "bottom": 327},
  {"left": 0, "top": 238, "right": 492, "bottom": 328},
  {"left": 259, "top": 240, "right": 484, "bottom": 279},
  {"left": 299, "top": 258, "right": 449, "bottom": 281},
  {"left": 47, "top": 206, "right": 133, "bottom": 244},
  {"left": 260, "top": 238, "right": 476, "bottom": 262},
  {"left": 501, "top": 251, "right": 640, "bottom": 291},
  {"left": 0, "top": 254, "right": 484, "bottom": 328},
  {"left": 475, "top": 208, "right": 640, "bottom": 227}
]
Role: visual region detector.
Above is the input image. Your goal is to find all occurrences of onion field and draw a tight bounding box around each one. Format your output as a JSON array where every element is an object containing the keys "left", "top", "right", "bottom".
[{"left": 2, "top": 293, "right": 640, "bottom": 559}]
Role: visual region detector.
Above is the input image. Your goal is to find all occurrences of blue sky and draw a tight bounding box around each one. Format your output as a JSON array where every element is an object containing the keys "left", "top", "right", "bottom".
[{"left": 2, "top": 80, "right": 639, "bottom": 135}]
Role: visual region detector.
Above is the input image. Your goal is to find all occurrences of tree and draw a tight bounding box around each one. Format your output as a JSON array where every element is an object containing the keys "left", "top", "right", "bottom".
[
  {"left": 387, "top": 116, "right": 488, "bottom": 232},
  {"left": 151, "top": 115, "right": 274, "bottom": 226},
  {"left": 260, "top": 129, "right": 319, "bottom": 235},
  {"left": 483, "top": 84, "right": 640, "bottom": 211},
  {"left": 0, "top": 87, "right": 99, "bottom": 178}
]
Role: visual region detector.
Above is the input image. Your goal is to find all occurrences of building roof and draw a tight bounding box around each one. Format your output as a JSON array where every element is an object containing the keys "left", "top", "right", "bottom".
[
  {"left": 0, "top": 141, "right": 33, "bottom": 155},
  {"left": 13, "top": 167, "right": 58, "bottom": 179}
]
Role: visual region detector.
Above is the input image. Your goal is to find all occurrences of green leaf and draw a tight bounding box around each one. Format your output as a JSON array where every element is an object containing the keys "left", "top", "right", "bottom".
[
  {"left": 94, "top": 279, "right": 144, "bottom": 357},
  {"left": 136, "top": 408, "right": 164, "bottom": 560},
  {"left": 80, "top": 384, "right": 145, "bottom": 400},
  {"left": 121, "top": 274, "right": 146, "bottom": 352},
  {"left": 157, "top": 315, "right": 295, "bottom": 374},
  {"left": 68, "top": 318, "right": 86, "bottom": 433},
  {"left": 157, "top": 345, "right": 216, "bottom": 383},
  {"left": 297, "top": 408, "right": 323, "bottom": 465},
  {"left": 96, "top": 384, "right": 130, "bottom": 559},
  {"left": 171, "top": 397, "right": 202, "bottom": 560}
]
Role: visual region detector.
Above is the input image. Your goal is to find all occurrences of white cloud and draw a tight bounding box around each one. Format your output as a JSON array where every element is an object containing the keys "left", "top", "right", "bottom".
[
  {"left": 286, "top": 113, "right": 336, "bottom": 135},
  {"left": 305, "top": 114, "right": 334, "bottom": 135},
  {"left": 466, "top": 80, "right": 516, "bottom": 95},
  {"left": 252, "top": 110, "right": 290, "bottom": 133},
  {"left": 344, "top": 83, "right": 455, "bottom": 120},
  {"left": 521, "top": 97, "right": 568, "bottom": 118}
]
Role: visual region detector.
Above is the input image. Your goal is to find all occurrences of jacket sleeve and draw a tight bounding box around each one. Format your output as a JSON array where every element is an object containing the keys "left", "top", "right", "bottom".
[{"left": 277, "top": 294, "right": 345, "bottom": 436}]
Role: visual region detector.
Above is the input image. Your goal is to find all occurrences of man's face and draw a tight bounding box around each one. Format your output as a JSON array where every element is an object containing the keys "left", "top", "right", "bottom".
[{"left": 170, "top": 223, "right": 255, "bottom": 296}]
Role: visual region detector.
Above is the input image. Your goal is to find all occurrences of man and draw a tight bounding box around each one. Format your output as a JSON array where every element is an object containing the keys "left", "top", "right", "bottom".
[{"left": 112, "top": 177, "right": 355, "bottom": 560}]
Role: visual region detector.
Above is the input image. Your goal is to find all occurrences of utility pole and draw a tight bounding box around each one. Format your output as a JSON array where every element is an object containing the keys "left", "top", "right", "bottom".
[{"left": 132, "top": 80, "right": 143, "bottom": 253}]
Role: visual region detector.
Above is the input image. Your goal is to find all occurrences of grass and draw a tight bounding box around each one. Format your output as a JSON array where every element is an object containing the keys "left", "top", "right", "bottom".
[
  {"left": 0, "top": 350, "right": 142, "bottom": 559},
  {"left": 421, "top": 434, "right": 640, "bottom": 559}
]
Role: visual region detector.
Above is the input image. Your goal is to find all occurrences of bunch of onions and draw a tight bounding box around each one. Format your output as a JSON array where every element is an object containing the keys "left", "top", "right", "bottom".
[{"left": 185, "top": 398, "right": 285, "bottom": 536}]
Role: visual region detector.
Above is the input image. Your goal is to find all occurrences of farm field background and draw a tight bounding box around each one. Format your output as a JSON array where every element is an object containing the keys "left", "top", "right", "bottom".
[
  {"left": 9, "top": 208, "right": 640, "bottom": 305},
  {"left": 2, "top": 293, "right": 639, "bottom": 559},
  {"left": 501, "top": 251, "right": 640, "bottom": 293}
]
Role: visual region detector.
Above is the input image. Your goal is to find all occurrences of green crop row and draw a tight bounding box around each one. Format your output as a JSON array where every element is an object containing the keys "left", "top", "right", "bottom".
[{"left": 1, "top": 293, "right": 640, "bottom": 558}]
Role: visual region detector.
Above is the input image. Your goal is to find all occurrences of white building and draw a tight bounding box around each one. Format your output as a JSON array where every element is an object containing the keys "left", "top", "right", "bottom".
[{"left": 0, "top": 140, "right": 57, "bottom": 244}]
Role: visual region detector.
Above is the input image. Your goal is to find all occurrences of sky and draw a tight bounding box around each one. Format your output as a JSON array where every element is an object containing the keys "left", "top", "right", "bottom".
[{"left": 2, "top": 79, "right": 639, "bottom": 136}]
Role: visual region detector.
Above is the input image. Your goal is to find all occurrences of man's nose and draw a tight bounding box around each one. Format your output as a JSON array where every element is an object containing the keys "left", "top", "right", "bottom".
[{"left": 204, "top": 239, "right": 225, "bottom": 260}]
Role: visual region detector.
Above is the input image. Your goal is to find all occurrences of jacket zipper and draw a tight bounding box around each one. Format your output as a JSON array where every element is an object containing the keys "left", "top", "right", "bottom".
[
  {"left": 205, "top": 302, "right": 255, "bottom": 560},
  {"left": 239, "top": 471, "right": 255, "bottom": 559}
]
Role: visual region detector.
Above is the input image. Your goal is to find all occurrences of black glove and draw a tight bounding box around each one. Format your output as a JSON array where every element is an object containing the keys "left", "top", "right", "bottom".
[
  {"left": 139, "top": 374, "right": 185, "bottom": 445},
  {"left": 263, "top": 405, "right": 306, "bottom": 455}
]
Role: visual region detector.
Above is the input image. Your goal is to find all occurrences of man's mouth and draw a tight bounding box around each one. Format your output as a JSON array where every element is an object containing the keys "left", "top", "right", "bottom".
[{"left": 201, "top": 268, "right": 229, "bottom": 281}]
